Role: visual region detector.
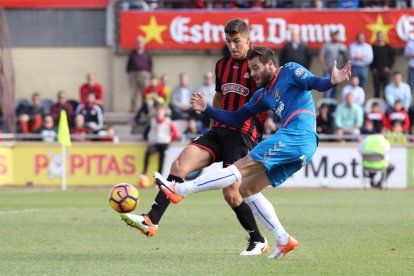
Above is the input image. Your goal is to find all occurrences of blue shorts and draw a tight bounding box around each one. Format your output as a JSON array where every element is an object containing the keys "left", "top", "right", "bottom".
[{"left": 248, "top": 128, "right": 318, "bottom": 187}]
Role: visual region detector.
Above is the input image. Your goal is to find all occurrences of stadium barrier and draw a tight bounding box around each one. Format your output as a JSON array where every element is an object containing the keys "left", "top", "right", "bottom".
[{"left": 0, "top": 142, "right": 411, "bottom": 188}]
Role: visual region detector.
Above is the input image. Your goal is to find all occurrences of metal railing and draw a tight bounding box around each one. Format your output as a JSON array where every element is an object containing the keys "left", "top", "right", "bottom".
[{"left": 0, "top": 132, "right": 412, "bottom": 144}]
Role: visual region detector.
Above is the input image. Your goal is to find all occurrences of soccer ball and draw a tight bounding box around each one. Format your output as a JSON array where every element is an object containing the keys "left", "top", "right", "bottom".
[{"left": 109, "top": 183, "right": 140, "bottom": 213}]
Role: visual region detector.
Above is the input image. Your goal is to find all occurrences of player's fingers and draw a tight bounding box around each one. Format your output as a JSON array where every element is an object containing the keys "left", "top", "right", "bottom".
[{"left": 333, "top": 60, "right": 337, "bottom": 69}]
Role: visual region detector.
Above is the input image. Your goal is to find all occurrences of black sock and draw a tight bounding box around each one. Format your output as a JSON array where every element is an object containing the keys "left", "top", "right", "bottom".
[
  {"left": 147, "top": 174, "right": 184, "bottom": 224},
  {"left": 232, "top": 201, "right": 264, "bottom": 243}
]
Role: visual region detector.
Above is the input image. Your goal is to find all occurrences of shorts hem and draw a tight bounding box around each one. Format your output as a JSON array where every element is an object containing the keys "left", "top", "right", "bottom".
[{"left": 191, "top": 143, "right": 216, "bottom": 162}]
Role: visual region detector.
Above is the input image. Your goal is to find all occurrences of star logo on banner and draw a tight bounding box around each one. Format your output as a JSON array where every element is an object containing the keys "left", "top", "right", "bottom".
[
  {"left": 139, "top": 15, "right": 167, "bottom": 44},
  {"left": 366, "top": 14, "right": 394, "bottom": 43}
]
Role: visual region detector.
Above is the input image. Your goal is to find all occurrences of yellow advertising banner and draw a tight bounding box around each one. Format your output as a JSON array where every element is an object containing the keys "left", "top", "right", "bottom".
[{"left": 0, "top": 143, "right": 159, "bottom": 186}]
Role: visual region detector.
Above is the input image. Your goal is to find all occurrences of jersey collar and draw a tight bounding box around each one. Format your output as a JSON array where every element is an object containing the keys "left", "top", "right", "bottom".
[{"left": 265, "top": 66, "right": 282, "bottom": 93}]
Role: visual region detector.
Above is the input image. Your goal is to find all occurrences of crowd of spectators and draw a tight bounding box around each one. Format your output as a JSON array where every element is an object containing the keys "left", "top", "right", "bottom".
[
  {"left": 124, "top": 20, "right": 414, "bottom": 144},
  {"left": 127, "top": 35, "right": 214, "bottom": 141},
  {"left": 118, "top": 0, "right": 414, "bottom": 10},
  {"left": 259, "top": 25, "right": 414, "bottom": 144},
  {"left": 14, "top": 73, "right": 118, "bottom": 143}
]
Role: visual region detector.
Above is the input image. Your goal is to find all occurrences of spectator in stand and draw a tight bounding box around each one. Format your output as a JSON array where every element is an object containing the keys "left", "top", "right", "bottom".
[
  {"left": 371, "top": 31, "right": 395, "bottom": 99},
  {"left": 335, "top": 93, "right": 364, "bottom": 138},
  {"left": 366, "top": 102, "right": 388, "bottom": 134},
  {"left": 80, "top": 73, "right": 104, "bottom": 107},
  {"left": 126, "top": 35, "right": 152, "bottom": 112},
  {"left": 50, "top": 90, "right": 74, "bottom": 126},
  {"left": 71, "top": 114, "right": 89, "bottom": 142},
  {"left": 161, "top": 74, "right": 172, "bottom": 104},
  {"left": 349, "top": 32, "right": 373, "bottom": 90},
  {"left": 146, "top": 0, "right": 158, "bottom": 9},
  {"left": 276, "top": 1, "right": 301, "bottom": 8},
  {"left": 316, "top": 103, "right": 335, "bottom": 135},
  {"left": 194, "top": 71, "right": 216, "bottom": 131},
  {"left": 134, "top": 74, "right": 166, "bottom": 124},
  {"left": 360, "top": 119, "right": 376, "bottom": 135},
  {"left": 34, "top": 115, "right": 57, "bottom": 142},
  {"left": 387, "top": 100, "right": 410, "bottom": 133},
  {"left": 279, "top": 26, "right": 312, "bottom": 69},
  {"left": 313, "top": 0, "right": 325, "bottom": 8},
  {"left": 364, "top": 1, "right": 390, "bottom": 8},
  {"left": 75, "top": 92, "right": 104, "bottom": 133},
  {"left": 98, "top": 126, "right": 120, "bottom": 143},
  {"left": 337, "top": 0, "right": 359, "bottom": 8},
  {"left": 183, "top": 118, "right": 201, "bottom": 141},
  {"left": 17, "top": 92, "right": 45, "bottom": 134},
  {"left": 212, "top": 0, "right": 237, "bottom": 8},
  {"left": 139, "top": 104, "right": 179, "bottom": 187},
  {"left": 319, "top": 29, "right": 348, "bottom": 99},
  {"left": 194, "top": 71, "right": 215, "bottom": 105},
  {"left": 300, "top": 0, "right": 324, "bottom": 8},
  {"left": 170, "top": 72, "right": 194, "bottom": 120},
  {"left": 188, "top": 0, "right": 206, "bottom": 8},
  {"left": 385, "top": 71, "right": 412, "bottom": 111},
  {"left": 404, "top": 32, "right": 414, "bottom": 90},
  {"left": 341, "top": 75, "right": 365, "bottom": 107},
  {"left": 386, "top": 121, "right": 407, "bottom": 143}
]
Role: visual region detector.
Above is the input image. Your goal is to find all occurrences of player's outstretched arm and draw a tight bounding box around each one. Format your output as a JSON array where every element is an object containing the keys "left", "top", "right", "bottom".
[
  {"left": 331, "top": 60, "right": 352, "bottom": 85},
  {"left": 306, "top": 60, "right": 351, "bottom": 92},
  {"left": 191, "top": 92, "right": 254, "bottom": 128}
]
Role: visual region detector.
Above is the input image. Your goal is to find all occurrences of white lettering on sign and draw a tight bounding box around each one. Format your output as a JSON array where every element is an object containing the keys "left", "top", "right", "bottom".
[
  {"left": 170, "top": 16, "right": 346, "bottom": 46},
  {"left": 396, "top": 15, "right": 414, "bottom": 41}
]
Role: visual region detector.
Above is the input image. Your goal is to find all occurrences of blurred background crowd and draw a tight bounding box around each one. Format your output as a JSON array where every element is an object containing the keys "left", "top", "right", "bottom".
[{"left": 2, "top": 0, "right": 414, "bottom": 145}]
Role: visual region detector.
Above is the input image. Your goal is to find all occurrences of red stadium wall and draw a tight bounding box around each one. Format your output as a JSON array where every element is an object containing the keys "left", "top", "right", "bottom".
[{"left": 120, "top": 10, "right": 414, "bottom": 50}]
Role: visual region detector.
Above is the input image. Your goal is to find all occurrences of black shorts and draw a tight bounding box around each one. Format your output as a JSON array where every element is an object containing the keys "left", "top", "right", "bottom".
[{"left": 190, "top": 128, "right": 257, "bottom": 167}]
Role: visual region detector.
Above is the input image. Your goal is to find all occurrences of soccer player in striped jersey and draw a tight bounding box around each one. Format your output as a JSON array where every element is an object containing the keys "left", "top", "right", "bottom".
[
  {"left": 121, "top": 19, "right": 274, "bottom": 255},
  {"left": 155, "top": 46, "right": 352, "bottom": 259}
]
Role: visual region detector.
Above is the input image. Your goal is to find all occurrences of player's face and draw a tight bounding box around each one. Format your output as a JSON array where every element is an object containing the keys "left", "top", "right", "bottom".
[
  {"left": 248, "top": 57, "right": 272, "bottom": 88},
  {"left": 225, "top": 33, "right": 250, "bottom": 60}
]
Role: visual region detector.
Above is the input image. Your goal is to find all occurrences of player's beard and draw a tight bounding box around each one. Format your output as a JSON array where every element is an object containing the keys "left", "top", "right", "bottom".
[{"left": 258, "top": 70, "right": 272, "bottom": 89}]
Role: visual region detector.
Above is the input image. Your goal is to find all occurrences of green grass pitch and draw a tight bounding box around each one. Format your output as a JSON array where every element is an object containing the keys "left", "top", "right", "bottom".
[{"left": 1, "top": 188, "right": 413, "bottom": 275}]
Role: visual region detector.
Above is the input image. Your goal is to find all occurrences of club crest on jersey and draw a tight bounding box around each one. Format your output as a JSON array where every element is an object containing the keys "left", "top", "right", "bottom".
[
  {"left": 221, "top": 83, "right": 249, "bottom": 96},
  {"left": 295, "top": 68, "right": 304, "bottom": 77},
  {"left": 244, "top": 72, "right": 250, "bottom": 79},
  {"left": 275, "top": 88, "right": 279, "bottom": 98}
]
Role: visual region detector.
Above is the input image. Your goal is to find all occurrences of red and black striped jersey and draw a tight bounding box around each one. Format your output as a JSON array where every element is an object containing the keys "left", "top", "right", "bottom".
[{"left": 214, "top": 55, "right": 266, "bottom": 142}]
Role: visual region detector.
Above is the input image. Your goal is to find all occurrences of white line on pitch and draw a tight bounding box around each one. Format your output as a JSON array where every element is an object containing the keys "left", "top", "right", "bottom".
[{"left": 0, "top": 208, "right": 42, "bottom": 215}]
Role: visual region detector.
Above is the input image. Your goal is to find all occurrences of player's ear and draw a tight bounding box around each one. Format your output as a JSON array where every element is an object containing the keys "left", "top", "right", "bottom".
[
  {"left": 246, "top": 35, "right": 250, "bottom": 45},
  {"left": 267, "top": 59, "right": 274, "bottom": 69}
]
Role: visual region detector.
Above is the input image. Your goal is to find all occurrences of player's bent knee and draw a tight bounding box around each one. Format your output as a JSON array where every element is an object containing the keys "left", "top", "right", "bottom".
[{"left": 222, "top": 187, "right": 242, "bottom": 207}]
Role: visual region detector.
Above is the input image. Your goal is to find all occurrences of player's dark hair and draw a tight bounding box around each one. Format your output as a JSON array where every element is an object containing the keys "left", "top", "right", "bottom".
[
  {"left": 247, "top": 46, "right": 277, "bottom": 66},
  {"left": 224, "top": 18, "right": 249, "bottom": 36}
]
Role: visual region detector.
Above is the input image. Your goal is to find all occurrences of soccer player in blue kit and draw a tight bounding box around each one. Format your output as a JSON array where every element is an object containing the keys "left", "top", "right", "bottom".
[{"left": 155, "top": 46, "right": 352, "bottom": 259}]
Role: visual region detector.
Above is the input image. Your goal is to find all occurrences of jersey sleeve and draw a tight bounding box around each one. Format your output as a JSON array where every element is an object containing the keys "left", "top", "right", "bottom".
[
  {"left": 243, "top": 88, "right": 269, "bottom": 114},
  {"left": 283, "top": 62, "right": 315, "bottom": 91},
  {"left": 284, "top": 62, "right": 334, "bottom": 92},
  {"left": 203, "top": 88, "right": 268, "bottom": 128}
]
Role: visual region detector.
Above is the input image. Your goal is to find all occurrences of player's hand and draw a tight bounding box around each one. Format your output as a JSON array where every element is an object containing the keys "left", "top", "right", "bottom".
[
  {"left": 191, "top": 92, "right": 207, "bottom": 112},
  {"left": 331, "top": 60, "right": 352, "bottom": 85}
]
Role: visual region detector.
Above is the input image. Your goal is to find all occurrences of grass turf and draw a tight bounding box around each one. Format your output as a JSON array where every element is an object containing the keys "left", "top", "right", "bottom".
[{"left": 0, "top": 188, "right": 413, "bottom": 275}]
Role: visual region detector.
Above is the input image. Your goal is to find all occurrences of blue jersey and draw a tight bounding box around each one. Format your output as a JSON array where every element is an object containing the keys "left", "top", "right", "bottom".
[
  {"left": 202, "top": 62, "right": 334, "bottom": 187},
  {"left": 244, "top": 62, "right": 317, "bottom": 132},
  {"left": 204, "top": 62, "right": 333, "bottom": 133}
]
